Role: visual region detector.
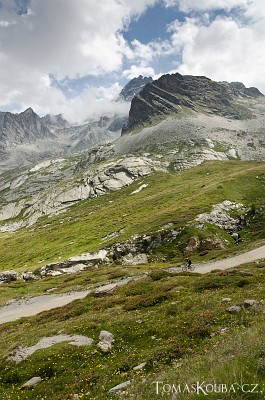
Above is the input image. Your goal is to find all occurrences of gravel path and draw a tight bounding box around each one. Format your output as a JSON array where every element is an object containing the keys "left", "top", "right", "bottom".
[
  {"left": 1, "top": 245, "right": 265, "bottom": 325},
  {"left": 167, "top": 245, "right": 265, "bottom": 274},
  {"left": 194, "top": 244, "right": 265, "bottom": 273},
  {"left": 0, "top": 291, "right": 89, "bottom": 324}
]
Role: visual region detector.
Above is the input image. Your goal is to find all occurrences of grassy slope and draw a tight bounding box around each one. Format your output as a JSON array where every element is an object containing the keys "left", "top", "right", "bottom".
[
  {"left": 0, "top": 262, "right": 264, "bottom": 399},
  {"left": 0, "top": 160, "right": 265, "bottom": 399},
  {"left": 0, "top": 160, "right": 265, "bottom": 272}
]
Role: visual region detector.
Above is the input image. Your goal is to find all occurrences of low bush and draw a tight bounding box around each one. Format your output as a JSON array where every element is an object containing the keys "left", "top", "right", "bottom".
[
  {"left": 149, "top": 269, "right": 170, "bottom": 281},
  {"left": 124, "top": 292, "right": 171, "bottom": 311},
  {"left": 146, "top": 338, "right": 184, "bottom": 367}
]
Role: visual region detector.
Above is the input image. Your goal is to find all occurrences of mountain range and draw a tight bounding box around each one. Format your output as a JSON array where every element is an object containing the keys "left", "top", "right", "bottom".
[
  {"left": 0, "top": 72, "right": 265, "bottom": 232},
  {"left": 0, "top": 75, "right": 150, "bottom": 169},
  {"left": 1, "top": 72, "right": 265, "bottom": 400}
]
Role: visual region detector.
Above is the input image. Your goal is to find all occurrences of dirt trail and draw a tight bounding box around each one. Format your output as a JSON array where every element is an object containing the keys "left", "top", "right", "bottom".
[
  {"left": 194, "top": 244, "right": 265, "bottom": 273},
  {"left": 1, "top": 245, "right": 265, "bottom": 325},
  {"left": 0, "top": 291, "right": 89, "bottom": 324}
]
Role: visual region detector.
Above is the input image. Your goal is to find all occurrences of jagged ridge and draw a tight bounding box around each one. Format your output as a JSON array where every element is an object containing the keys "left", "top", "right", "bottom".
[{"left": 122, "top": 73, "right": 264, "bottom": 134}]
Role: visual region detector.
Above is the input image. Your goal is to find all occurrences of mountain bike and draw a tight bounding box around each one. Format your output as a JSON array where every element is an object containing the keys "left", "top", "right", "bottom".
[{"left": 181, "top": 262, "right": 195, "bottom": 272}]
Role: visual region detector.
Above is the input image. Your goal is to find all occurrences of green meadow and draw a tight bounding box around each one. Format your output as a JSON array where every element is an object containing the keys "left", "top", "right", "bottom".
[{"left": 0, "top": 160, "right": 265, "bottom": 399}]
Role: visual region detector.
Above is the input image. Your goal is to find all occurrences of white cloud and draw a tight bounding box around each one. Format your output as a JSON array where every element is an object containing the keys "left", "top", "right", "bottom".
[
  {"left": 164, "top": 0, "right": 248, "bottom": 12},
  {"left": 1, "top": 0, "right": 265, "bottom": 121},
  {"left": 123, "top": 64, "right": 155, "bottom": 79},
  {"left": 166, "top": 7, "right": 265, "bottom": 93},
  {"left": 55, "top": 83, "right": 130, "bottom": 124},
  {"left": 0, "top": 0, "right": 157, "bottom": 120}
]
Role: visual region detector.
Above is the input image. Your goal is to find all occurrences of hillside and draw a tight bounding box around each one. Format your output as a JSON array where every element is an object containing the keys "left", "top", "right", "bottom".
[
  {"left": 0, "top": 161, "right": 265, "bottom": 399},
  {"left": 0, "top": 160, "right": 265, "bottom": 271},
  {"left": 0, "top": 72, "right": 265, "bottom": 399}
]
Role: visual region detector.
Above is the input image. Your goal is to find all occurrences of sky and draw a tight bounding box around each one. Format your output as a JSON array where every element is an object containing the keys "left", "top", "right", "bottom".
[{"left": 0, "top": 0, "right": 264, "bottom": 122}]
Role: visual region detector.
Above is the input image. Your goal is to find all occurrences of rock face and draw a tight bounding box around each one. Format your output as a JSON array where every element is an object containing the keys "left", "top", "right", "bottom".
[
  {"left": 0, "top": 108, "right": 54, "bottom": 148},
  {"left": 122, "top": 73, "right": 264, "bottom": 134},
  {"left": 0, "top": 155, "right": 167, "bottom": 232},
  {"left": 41, "top": 113, "right": 71, "bottom": 130},
  {"left": 118, "top": 75, "right": 153, "bottom": 102},
  {"left": 0, "top": 270, "right": 19, "bottom": 284}
]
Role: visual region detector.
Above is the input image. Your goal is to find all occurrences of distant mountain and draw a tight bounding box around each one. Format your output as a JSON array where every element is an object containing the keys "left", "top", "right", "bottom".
[
  {"left": 0, "top": 108, "right": 54, "bottom": 146},
  {"left": 1, "top": 73, "right": 265, "bottom": 232},
  {"left": 117, "top": 75, "right": 153, "bottom": 102},
  {"left": 41, "top": 113, "right": 71, "bottom": 130},
  {"left": 122, "top": 73, "right": 264, "bottom": 134}
]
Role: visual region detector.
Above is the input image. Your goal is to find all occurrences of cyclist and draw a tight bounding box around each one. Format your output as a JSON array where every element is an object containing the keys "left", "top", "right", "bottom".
[{"left": 186, "top": 258, "right": 192, "bottom": 268}]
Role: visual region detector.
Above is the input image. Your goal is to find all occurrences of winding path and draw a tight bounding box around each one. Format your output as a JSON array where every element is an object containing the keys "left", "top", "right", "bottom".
[
  {"left": 1, "top": 245, "right": 265, "bottom": 325},
  {"left": 0, "top": 291, "right": 89, "bottom": 324},
  {"left": 194, "top": 244, "right": 265, "bottom": 273}
]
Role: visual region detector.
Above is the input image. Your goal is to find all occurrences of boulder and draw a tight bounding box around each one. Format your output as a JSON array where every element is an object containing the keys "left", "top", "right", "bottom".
[
  {"left": 0, "top": 270, "right": 19, "bottom": 283},
  {"left": 221, "top": 298, "right": 232, "bottom": 303},
  {"left": 97, "top": 330, "right": 115, "bottom": 353},
  {"left": 20, "top": 377, "right": 42, "bottom": 390},
  {"left": 95, "top": 282, "right": 119, "bottom": 296},
  {"left": 69, "top": 249, "right": 108, "bottom": 263},
  {"left": 99, "top": 330, "right": 115, "bottom": 344},
  {"left": 184, "top": 236, "right": 200, "bottom": 254},
  {"left": 243, "top": 299, "right": 259, "bottom": 309},
  {"left": 22, "top": 272, "right": 40, "bottom": 281},
  {"left": 109, "top": 380, "right": 133, "bottom": 393},
  {"left": 122, "top": 253, "right": 148, "bottom": 265},
  {"left": 133, "top": 362, "right": 147, "bottom": 371},
  {"left": 227, "top": 305, "right": 242, "bottom": 314},
  {"left": 97, "top": 341, "right": 113, "bottom": 353}
]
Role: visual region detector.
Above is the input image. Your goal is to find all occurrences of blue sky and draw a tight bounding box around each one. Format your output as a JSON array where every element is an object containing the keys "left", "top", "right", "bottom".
[
  {"left": 0, "top": 0, "right": 264, "bottom": 122},
  {"left": 123, "top": 3, "right": 185, "bottom": 44}
]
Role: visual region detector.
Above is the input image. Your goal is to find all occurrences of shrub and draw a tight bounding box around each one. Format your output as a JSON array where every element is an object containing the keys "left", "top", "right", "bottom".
[
  {"left": 235, "top": 278, "right": 251, "bottom": 287},
  {"left": 149, "top": 269, "right": 170, "bottom": 281},
  {"left": 257, "top": 358, "right": 265, "bottom": 376},
  {"left": 1, "top": 367, "right": 20, "bottom": 384},
  {"left": 108, "top": 270, "right": 127, "bottom": 280},
  {"left": 259, "top": 343, "right": 265, "bottom": 358},
  {"left": 193, "top": 275, "right": 248, "bottom": 292},
  {"left": 146, "top": 339, "right": 184, "bottom": 367},
  {"left": 123, "top": 280, "right": 153, "bottom": 296},
  {"left": 187, "top": 325, "right": 211, "bottom": 339},
  {"left": 93, "top": 296, "right": 124, "bottom": 310},
  {"left": 124, "top": 292, "right": 171, "bottom": 311}
]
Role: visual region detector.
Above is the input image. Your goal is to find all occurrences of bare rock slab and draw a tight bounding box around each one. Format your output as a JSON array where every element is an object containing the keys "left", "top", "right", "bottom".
[{"left": 20, "top": 376, "right": 42, "bottom": 390}]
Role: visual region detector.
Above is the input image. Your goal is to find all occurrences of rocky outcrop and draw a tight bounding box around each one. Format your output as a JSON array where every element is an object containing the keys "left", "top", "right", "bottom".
[
  {"left": 0, "top": 108, "right": 54, "bottom": 147},
  {"left": 0, "top": 155, "right": 167, "bottom": 232},
  {"left": 97, "top": 330, "right": 115, "bottom": 353},
  {"left": 226, "top": 299, "right": 260, "bottom": 314},
  {"left": 117, "top": 75, "right": 153, "bottom": 102},
  {"left": 195, "top": 200, "right": 248, "bottom": 238},
  {"left": 0, "top": 270, "right": 19, "bottom": 284},
  {"left": 122, "top": 73, "right": 264, "bottom": 134},
  {"left": 20, "top": 377, "right": 42, "bottom": 390},
  {"left": 8, "top": 335, "right": 94, "bottom": 363},
  {"left": 109, "top": 380, "right": 133, "bottom": 393}
]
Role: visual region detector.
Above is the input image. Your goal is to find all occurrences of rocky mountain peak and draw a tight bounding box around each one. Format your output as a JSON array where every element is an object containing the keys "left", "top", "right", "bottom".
[
  {"left": 121, "top": 73, "right": 264, "bottom": 134},
  {"left": 118, "top": 75, "right": 153, "bottom": 102},
  {"left": 22, "top": 107, "right": 35, "bottom": 115},
  {"left": 41, "top": 113, "right": 71, "bottom": 130},
  {"left": 0, "top": 107, "right": 54, "bottom": 147}
]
